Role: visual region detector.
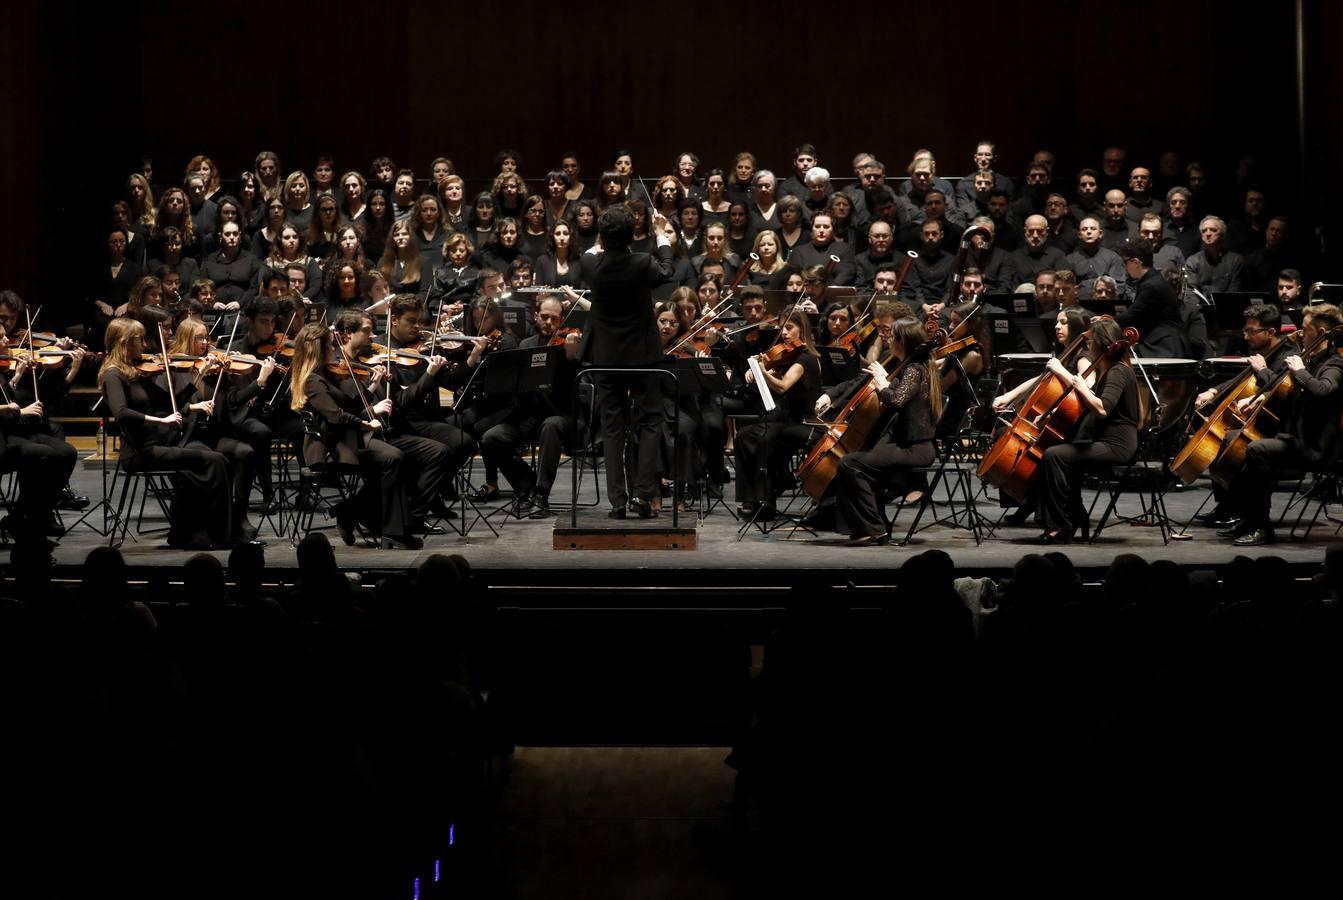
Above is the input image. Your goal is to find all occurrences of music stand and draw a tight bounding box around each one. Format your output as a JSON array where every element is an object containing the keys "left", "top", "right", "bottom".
[{"left": 819, "top": 346, "right": 861, "bottom": 384}]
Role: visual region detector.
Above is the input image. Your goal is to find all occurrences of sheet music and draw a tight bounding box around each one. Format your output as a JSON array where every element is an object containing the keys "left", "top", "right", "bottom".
[{"left": 748, "top": 356, "right": 776, "bottom": 412}]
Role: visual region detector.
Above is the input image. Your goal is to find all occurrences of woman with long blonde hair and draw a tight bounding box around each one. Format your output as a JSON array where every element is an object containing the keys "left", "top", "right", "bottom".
[
  {"left": 289, "top": 320, "right": 423, "bottom": 549},
  {"left": 99, "top": 317, "right": 232, "bottom": 548}
]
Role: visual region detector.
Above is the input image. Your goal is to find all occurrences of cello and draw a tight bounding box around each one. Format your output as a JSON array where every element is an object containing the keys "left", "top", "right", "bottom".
[
  {"left": 1206, "top": 325, "right": 1343, "bottom": 488},
  {"left": 795, "top": 319, "right": 944, "bottom": 501},
  {"left": 977, "top": 321, "right": 1139, "bottom": 503}
]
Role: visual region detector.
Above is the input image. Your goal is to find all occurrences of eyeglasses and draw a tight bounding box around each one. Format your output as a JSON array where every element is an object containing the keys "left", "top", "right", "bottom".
[{"left": 1243, "top": 326, "right": 1270, "bottom": 335}]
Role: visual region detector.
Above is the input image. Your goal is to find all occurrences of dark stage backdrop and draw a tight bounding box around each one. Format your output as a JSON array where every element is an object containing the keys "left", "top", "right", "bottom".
[{"left": 4, "top": 0, "right": 1338, "bottom": 312}]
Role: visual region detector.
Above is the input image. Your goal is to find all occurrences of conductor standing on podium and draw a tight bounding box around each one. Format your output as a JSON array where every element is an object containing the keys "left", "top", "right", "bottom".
[{"left": 580, "top": 204, "right": 675, "bottom": 518}]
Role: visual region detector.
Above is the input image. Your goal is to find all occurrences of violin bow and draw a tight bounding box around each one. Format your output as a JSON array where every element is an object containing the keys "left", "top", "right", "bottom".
[
  {"left": 23, "top": 305, "right": 41, "bottom": 402},
  {"left": 209, "top": 310, "right": 242, "bottom": 414},
  {"left": 157, "top": 323, "right": 180, "bottom": 426},
  {"left": 332, "top": 326, "right": 381, "bottom": 427}
]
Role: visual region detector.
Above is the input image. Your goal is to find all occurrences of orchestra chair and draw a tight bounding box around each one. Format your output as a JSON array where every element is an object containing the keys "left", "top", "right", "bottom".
[
  {"left": 881, "top": 406, "right": 987, "bottom": 547},
  {"left": 1083, "top": 423, "right": 1172, "bottom": 545},
  {"left": 1275, "top": 460, "right": 1343, "bottom": 541},
  {"left": 288, "top": 410, "right": 373, "bottom": 547},
  {"left": 105, "top": 423, "right": 178, "bottom": 548}
]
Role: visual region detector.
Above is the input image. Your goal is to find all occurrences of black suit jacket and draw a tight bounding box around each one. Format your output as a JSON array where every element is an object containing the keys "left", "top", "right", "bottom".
[
  {"left": 578, "top": 244, "right": 674, "bottom": 367},
  {"left": 1116, "top": 268, "right": 1188, "bottom": 358}
]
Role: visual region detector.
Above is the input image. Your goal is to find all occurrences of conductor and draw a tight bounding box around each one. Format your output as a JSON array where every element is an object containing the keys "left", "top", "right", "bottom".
[{"left": 580, "top": 204, "right": 675, "bottom": 518}]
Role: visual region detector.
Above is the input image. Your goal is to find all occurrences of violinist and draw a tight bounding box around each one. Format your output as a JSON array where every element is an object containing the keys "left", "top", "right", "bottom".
[
  {"left": 1221, "top": 303, "right": 1343, "bottom": 546},
  {"left": 99, "top": 318, "right": 232, "bottom": 549},
  {"left": 515, "top": 294, "right": 584, "bottom": 518},
  {"left": 828, "top": 316, "right": 943, "bottom": 545},
  {"left": 1033, "top": 318, "right": 1142, "bottom": 544},
  {"left": 862, "top": 301, "right": 916, "bottom": 365},
  {"left": 1190, "top": 303, "right": 1292, "bottom": 529},
  {"left": 655, "top": 302, "right": 702, "bottom": 511},
  {"left": 0, "top": 292, "right": 90, "bottom": 510},
  {"left": 451, "top": 297, "right": 528, "bottom": 505},
  {"left": 935, "top": 302, "right": 992, "bottom": 434},
  {"left": 0, "top": 324, "right": 78, "bottom": 539},
  {"left": 818, "top": 301, "right": 858, "bottom": 349},
  {"left": 382, "top": 295, "right": 476, "bottom": 510},
  {"left": 168, "top": 319, "right": 265, "bottom": 539},
  {"left": 734, "top": 314, "right": 822, "bottom": 520},
  {"left": 225, "top": 297, "right": 291, "bottom": 504}
]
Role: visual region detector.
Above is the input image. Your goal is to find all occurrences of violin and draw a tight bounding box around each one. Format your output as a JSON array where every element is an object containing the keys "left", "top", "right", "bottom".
[
  {"left": 219, "top": 351, "right": 286, "bottom": 374},
  {"left": 933, "top": 334, "right": 980, "bottom": 360},
  {"left": 759, "top": 338, "right": 805, "bottom": 372},
  {"left": 834, "top": 317, "right": 878, "bottom": 357},
  {"left": 366, "top": 346, "right": 435, "bottom": 367},
  {"left": 255, "top": 337, "right": 296, "bottom": 359},
  {"left": 135, "top": 353, "right": 222, "bottom": 374},
  {"left": 0, "top": 347, "right": 84, "bottom": 370},
  {"left": 327, "top": 358, "right": 377, "bottom": 378},
  {"left": 547, "top": 326, "right": 582, "bottom": 347}
]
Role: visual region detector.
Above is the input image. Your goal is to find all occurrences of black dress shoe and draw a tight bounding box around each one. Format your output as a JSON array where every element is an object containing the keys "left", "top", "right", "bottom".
[
  {"left": 1232, "top": 527, "right": 1273, "bottom": 547},
  {"left": 631, "top": 498, "right": 657, "bottom": 519},
  {"left": 381, "top": 533, "right": 423, "bottom": 550},
  {"left": 469, "top": 485, "right": 502, "bottom": 502},
  {"left": 1217, "top": 520, "right": 1247, "bottom": 538},
  {"left": 845, "top": 533, "right": 890, "bottom": 547},
  {"left": 1035, "top": 529, "right": 1072, "bottom": 545},
  {"left": 334, "top": 505, "right": 357, "bottom": 546},
  {"left": 528, "top": 495, "right": 554, "bottom": 518},
  {"left": 57, "top": 486, "right": 90, "bottom": 510},
  {"left": 430, "top": 498, "right": 458, "bottom": 520},
  {"left": 1003, "top": 506, "right": 1034, "bottom": 525},
  {"left": 608, "top": 507, "right": 628, "bottom": 520},
  {"left": 1197, "top": 507, "right": 1230, "bottom": 529}
]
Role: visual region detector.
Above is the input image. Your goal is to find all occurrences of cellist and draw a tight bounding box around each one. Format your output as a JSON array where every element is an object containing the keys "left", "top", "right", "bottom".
[
  {"left": 1034, "top": 318, "right": 1142, "bottom": 544},
  {"left": 1220, "top": 303, "right": 1343, "bottom": 546},
  {"left": 1189, "top": 303, "right": 1292, "bottom": 529},
  {"left": 830, "top": 316, "right": 942, "bottom": 545}
]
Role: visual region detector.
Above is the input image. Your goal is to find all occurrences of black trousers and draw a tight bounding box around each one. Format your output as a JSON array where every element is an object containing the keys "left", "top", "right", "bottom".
[
  {"left": 1, "top": 432, "right": 77, "bottom": 530},
  {"left": 459, "top": 406, "right": 536, "bottom": 493},
  {"left": 233, "top": 416, "right": 274, "bottom": 497},
  {"left": 407, "top": 418, "right": 478, "bottom": 486},
  {"left": 133, "top": 441, "right": 231, "bottom": 548},
  {"left": 1037, "top": 439, "right": 1133, "bottom": 535},
  {"left": 699, "top": 398, "right": 728, "bottom": 484},
  {"left": 212, "top": 435, "right": 255, "bottom": 536},
  {"left": 734, "top": 420, "right": 818, "bottom": 504},
  {"left": 1229, "top": 437, "right": 1299, "bottom": 530},
  {"left": 594, "top": 372, "right": 663, "bottom": 508},
  {"left": 534, "top": 413, "right": 579, "bottom": 496},
  {"left": 351, "top": 435, "right": 441, "bottom": 539},
  {"left": 660, "top": 401, "right": 698, "bottom": 490},
  {"left": 835, "top": 439, "right": 936, "bottom": 537},
  {"left": 386, "top": 433, "right": 451, "bottom": 522}
]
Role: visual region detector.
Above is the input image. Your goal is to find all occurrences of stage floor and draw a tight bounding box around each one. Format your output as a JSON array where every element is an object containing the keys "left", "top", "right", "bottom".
[{"left": 37, "top": 458, "right": 1342, "bottom": 586}]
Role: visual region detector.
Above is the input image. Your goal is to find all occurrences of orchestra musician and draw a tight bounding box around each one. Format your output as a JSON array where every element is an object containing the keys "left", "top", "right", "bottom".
[
  {"left": 99, "top": 317, "right": 233, "bottom": 549},
  {"left": 734, "top": 314, "right": 822, "bottom": 520},
  {"left": 1033, "top": 318, "right": 1141, "bottom": 544},
  {"left": 1220, "top": 303, "right": 1343, "bottom": 546},
  {"left": 0, "top": 324, "right": 79, "bottom": 540},
  {"left": 828, "top": 316, "right": 943, "bottom": 546},
  {"left": 515, "top": 293, "right": 584, "bottom": 518},
  {"left": 1191, "top": 303, "right": 1293, "bottom": 529}
]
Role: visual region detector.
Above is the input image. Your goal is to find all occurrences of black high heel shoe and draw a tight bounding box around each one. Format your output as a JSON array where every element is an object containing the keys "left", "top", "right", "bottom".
[
  {"left": 1036, "top": 529, "right": 1073, "bottom": 545},
  {"left": 381, "top": 533, "right": 423, "bottom": 550}
]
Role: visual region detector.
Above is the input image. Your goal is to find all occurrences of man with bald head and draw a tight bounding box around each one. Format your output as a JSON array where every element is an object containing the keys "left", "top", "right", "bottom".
[
  {"left": 1066, "top": 217, "right": 1126, "bottom": 299},
  {"left": 1186, "top": 215, "right": 1244, "bottom": 293},
  {"left": 1124, "top": 167, "right": 1165, "bottom": 223},
  {"left": 1101, "top": 189, "right": 1137, "bottom": 250},
  {"left": 855, "top": 220, "right": 899, "bottom": 291},
  {"left": 1006, "top": 214, "right": 1069, "bottom": 287}
]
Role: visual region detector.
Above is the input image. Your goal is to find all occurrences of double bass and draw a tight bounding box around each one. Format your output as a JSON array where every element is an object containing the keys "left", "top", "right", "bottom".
[{"left": 977, "top": 322, "right": 1139, "bottom": 503}]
